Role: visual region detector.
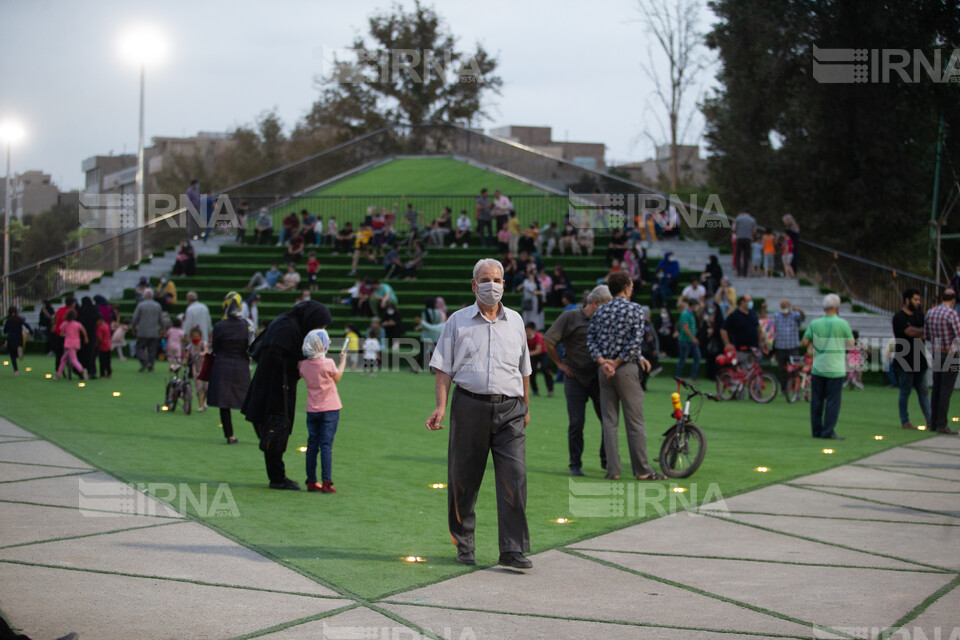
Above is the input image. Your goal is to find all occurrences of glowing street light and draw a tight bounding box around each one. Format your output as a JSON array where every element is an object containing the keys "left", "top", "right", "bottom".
[
  {"left": 118, "top": 26, "right": 167, "bottom": 264},
  {"left": 0, "top": 119, "right": 25, "bottom": 312}
]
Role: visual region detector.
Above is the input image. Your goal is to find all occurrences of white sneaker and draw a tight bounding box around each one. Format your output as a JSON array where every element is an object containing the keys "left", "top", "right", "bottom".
[{"left": 462, "top": 243, "right": 468, "bottom": 248}]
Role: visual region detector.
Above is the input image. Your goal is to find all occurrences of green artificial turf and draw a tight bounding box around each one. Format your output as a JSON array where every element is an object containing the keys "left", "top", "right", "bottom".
[
  {"left": 316, "top": 157, "right": 548, "bottom": 196},
  {"left": 0, "top": 356, "right": 936, "bottom": 600}
]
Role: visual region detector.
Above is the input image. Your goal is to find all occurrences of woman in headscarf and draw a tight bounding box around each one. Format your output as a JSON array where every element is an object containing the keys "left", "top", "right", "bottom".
[
  {"left": 207, "top": 292, "right": 253, "bottom": 445},
  {"left": 77, "top": 297, "right": 101, "bottom": 379},
  {"left": 94, "top": 295, "right": 113, "bottom": 325},
  {"left": 241, "top": 300, "right": 332, "bottom": 490},
  {"left": 38, "top": 299, "right": 55, "bottom": 355}
]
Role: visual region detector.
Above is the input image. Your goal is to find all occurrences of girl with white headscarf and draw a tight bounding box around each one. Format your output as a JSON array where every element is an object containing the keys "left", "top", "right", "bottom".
[{"left": 298, "top": 328, "right": 347, "bottom": 493}]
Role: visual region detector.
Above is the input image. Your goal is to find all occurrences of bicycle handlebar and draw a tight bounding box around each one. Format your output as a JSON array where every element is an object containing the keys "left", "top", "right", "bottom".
[{"left": 674, "top": 377, "right": 721, "bottom": 402}]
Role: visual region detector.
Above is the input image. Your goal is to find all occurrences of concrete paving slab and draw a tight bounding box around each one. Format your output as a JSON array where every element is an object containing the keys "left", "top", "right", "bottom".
[
  {"left": 385, "top": 550, "right": 817, "bottom": 637},
  {"left": 582, "top": 551, "right": 953, "bottom": 634},
  {"left": 699, "top": 484, "right": 955, "bottom": 524},
  {"left": 0, "top": 562, "right": 349, "bottom": 640},
  {"left": 0, "top": 501, "right": 176, "bottom": 549},
  {"left": 381, "top": 603, "right": 785, "bottom": 640},
  {"left": 568, "top": 511, "right": 919, "bottom": 570},
  {"left": 0, "top": 462, "right": 90, "bottom": 483},
  {"left": 0, "top": 440, "right": 92, "bottom": 470},
  {"left": 851, "top": 448, "right": 960, "bottom": 468},
  {"left": 902, "top": 583, "right": 960, "bottom": 640},
  {"left": 0, "top": 418, "right": 34, "bottom": 438},
  {"left": 258, "top": 606, "right": 405, "bottom": 640},
  {"left": 725, "top": 514, "right": 960, "bottom": 571},
  {"left": 0, "top": 435, "right": 38, "bottom": 443},
  {"left": 808, "top": 487, "right": 960, "bottom": 518},
  {"left": 0, "top": 521, "right": 338, "bottom": 596},
  {"left": 789, "top": 465, "right": 960, "bottom": 491},
  {"left": 865, "top": 465, "right": 960, "bottom": 483},
  {"left": 0, "top": 471, "right": 182, "bottom": 517},
  {"left": 906, "top": 435, "right": 960, "bottom": 450}
]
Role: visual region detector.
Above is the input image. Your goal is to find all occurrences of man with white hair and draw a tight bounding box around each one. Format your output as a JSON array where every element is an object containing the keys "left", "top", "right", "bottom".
[
  {"left": 183, "top": 291, "right": 213, "bottom": 345},
  {"left": 802, "top": 294, "right": 854, "bottom": 439},
  {"left": 427, "top": 258, "right": 534, "bottom": 569},
  {"left": 544, "top": 284, "right": 613, "bottom": 476}
]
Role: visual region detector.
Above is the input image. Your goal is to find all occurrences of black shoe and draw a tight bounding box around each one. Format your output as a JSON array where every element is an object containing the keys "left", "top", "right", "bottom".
[
  {"left": 269, "top": 478, "right": 301, "bottom": 490},
  {"left": 935, "top": 427, "right": 959, "bottom": 435},
  {"left": 570, "top": 467, "right": 584, "bottom": 476},
  {"left": 457, "top": 550, "right": 476, "bottom": 565},
  {"left": 824, "top": 434, "right": 846, "bottom": 440},
  {"left": 499, "top": 552, "right": 532, "bottom": 569}
]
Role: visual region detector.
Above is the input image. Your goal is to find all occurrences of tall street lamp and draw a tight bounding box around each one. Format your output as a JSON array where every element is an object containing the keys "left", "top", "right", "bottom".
[
  {"left": 119, "top": 26, "right": 167, "bottom": 264},
  {"left": 0, "top": 120, "right": 25, "bottom": 313}
]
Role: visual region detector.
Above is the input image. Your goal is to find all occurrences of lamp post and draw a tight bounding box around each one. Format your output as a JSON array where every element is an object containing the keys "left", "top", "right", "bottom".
[
  {"left": 0, "top": 120, "right": 25, "bottom": 313},
  {"left": 120, "top": 26, "right": 167, "bottom": 265}
]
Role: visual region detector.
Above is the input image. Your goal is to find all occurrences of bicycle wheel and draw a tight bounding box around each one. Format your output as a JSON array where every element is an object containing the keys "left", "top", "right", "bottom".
[
  {"left": 715, "top": 368, "right": 737, "bottom": 401},
  {"left": 165, "top": 381, "right": 178, "bottom": 412},
  {"left": 181, "top": 383, "right": 192, "bottom": 415},
  {"left": 749, "top": 371, "right": 779, "bottom": 403},
  {"left": 785, "top": 377, "right": 800, "bottom": 403},
  {"left": 659, "top": 423, "right": 707, "bottom": 479}
]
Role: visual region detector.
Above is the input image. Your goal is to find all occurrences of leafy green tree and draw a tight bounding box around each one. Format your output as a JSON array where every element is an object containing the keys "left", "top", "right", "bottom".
[
  {"left": 300, "top": 1, "right": 502, "bottom": 144},
  {"left": 702, "top": 0, "right": 960, "bottom": 261}
]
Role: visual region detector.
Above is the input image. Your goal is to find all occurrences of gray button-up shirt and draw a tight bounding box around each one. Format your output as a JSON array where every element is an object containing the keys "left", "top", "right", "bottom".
[{"left": 430, "top": 302, "right": 532, "bottom": 398}]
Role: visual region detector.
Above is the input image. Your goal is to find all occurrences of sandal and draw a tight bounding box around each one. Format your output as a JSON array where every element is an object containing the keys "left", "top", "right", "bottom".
[
  {"left": 603, "top": 474, "right": 620, "bottom": 480},
  {"left": 636, "top": 473, "right": 666, "bottom": 481}
]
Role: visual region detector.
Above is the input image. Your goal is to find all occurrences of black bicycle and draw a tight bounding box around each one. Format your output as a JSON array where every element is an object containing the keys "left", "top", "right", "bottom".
[
  {"left": 155, "top": 355, "right": 195, "bottom": 415},
  {"left": 659, "top": 377, "right": 719, "bottom": 478}
]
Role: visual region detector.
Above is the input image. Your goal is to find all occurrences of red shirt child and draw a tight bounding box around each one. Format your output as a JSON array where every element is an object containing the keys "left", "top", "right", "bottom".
[{"left": 96, "top": 321, "right": 112, "bottom": 352}]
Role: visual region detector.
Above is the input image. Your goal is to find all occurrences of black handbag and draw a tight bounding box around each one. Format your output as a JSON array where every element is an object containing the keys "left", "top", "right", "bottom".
[{"left": 258, "top": 369, "right": 290, "bottom": 453}]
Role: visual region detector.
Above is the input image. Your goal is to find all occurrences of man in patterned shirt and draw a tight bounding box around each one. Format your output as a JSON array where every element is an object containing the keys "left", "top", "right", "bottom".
[
  {"left": 924, "top": 289, "right": 960, "bottom": 435},
  {"left": 773, "top": 299, "right": 806, "bottom": 394},
  {"left": 587, "top": 271, "right": 661, "bottom": 480}
]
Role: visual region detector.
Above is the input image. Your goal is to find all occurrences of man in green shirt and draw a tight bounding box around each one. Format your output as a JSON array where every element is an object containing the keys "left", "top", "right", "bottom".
[
  {"left": 675, "top": 299, "right": 701, "bottom": 381},
  {"left": 802, "top": 294, "right": 855, "bottom": 440}
]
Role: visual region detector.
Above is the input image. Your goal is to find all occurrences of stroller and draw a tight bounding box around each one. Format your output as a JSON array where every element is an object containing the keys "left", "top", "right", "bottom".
[{"left": 155, "top": 353, "right": 197, "bottom": 415}]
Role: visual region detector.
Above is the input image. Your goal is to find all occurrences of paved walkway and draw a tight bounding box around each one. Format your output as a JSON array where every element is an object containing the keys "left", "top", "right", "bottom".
[{"left": 1, "top": 415, "right": 958, "bottom": 639}]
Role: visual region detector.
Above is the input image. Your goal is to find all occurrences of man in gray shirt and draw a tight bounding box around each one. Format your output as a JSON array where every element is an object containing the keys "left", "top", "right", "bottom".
[
  {"left": 184, "top": 291, "right": 213, "bottom": 345},
  {"left": 733, "top": 208, "right": 756, "bottom": 277},
  {"left": 131, "top": 289, "right": 163, "bottom": 372},
  {"left": 475, "top": 188, "right": 493, "bottom": 248},
  {"left": 427, "top": 258, "right": 533, "bottom": 569},
  {"left": 544, "top": 285, "right": 612, "bottom": 476}
]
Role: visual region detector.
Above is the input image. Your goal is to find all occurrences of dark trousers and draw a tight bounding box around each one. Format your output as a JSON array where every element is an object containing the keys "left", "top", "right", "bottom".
[
  {"left": 264, "top": 449, "right": 286, "bottom": 484},
  {"left": 136, "top": 337, "right": 158, "bottom": 370},
  {"left": 529, "top": 354, "right": 554, "bottom": 394},
  {"left": 564, "top": 374, "right": 605, "bottom": 471},
  {"left": 930, "top": 352, "right": 958, "bottom": 431},
  {"left": 220, "top": 407, "right": 234, "bottom": 439},
  {"left": 735, "top": 238, "right": 752, "bottom": 277},
  {"left": 8, "top": 346, "right": 19, "bottom": 372},
  {"left": 776, "top": 347, "right": 800, "bottom": 391},
  {"left": 98, "top": 351, "right": 112, "bottom": 377},
  {"left": 810, "top": 374, "right": 844, "bottom": 437},
  {"left": 306, "top": 410, "right": 339, "bottom": 483},
  {"left": 448, "top": 388, "right": 529, "bottom": 554},
  {"left": 477, "top": 219, "right": 493, "bottom": 247},
  {"left": 894, "top": 362, "right": 931, "bottom": 425}
]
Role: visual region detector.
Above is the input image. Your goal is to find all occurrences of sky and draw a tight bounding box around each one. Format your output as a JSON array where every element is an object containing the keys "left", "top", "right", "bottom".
[{"left": 0, "top": 0, "right": 718, "bottom": 191}]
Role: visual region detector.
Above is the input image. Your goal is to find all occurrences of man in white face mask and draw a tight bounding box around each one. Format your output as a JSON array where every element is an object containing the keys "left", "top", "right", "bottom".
[{"left": 426, "top": 258, "right": 534, "bottom": 569}]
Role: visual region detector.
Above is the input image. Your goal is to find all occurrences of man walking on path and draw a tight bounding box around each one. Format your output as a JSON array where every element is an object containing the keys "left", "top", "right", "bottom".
[
  {"left": 924, "top": 289, "right": 960, "bottom": 435},
  {"left": 427, "top": 258, "right": 533, "bottom": 569},
  {"left": 774, "top": 299, "right": 805, "bottom": 394},
  {"left": 802, "top": 294, "right": 854, "bottom": 440},
  {"left": 892, "top": 288, "right": 931, "bottom": 430},
  {"left": 544, "top": 285, "right": 612, "bottom": 476}
]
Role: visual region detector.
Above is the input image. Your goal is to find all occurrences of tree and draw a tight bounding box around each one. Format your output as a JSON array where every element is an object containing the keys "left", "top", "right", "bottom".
[
  {"left": 635, "top": 0, "right": 709, "bottom": 191},
  {"left": 214, "top": 109, "right": 288, "bottom": 191},
  {"left": 302, "top": 1, "right": 502, "bottom": 144},
  {"left": 702, "top": 0, "right": 960, "bottom": 262}
]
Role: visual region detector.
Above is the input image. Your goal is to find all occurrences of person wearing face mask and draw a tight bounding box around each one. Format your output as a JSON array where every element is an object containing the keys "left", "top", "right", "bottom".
[
  {"left": 891, "top": 288, "right": 930, "bottom": 430},
  {"left": 773, "top": 298, "right": 806, "bottom": 393},
  {"left": 721, "top": 295, "right": 763, "bottom": 369},
  {"left": 426, "top": 258, "right": 533, "bottom": 569}
]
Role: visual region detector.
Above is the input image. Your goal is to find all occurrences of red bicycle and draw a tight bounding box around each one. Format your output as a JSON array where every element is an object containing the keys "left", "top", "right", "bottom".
[
  {"left": 784, "top": 354, "right": 813, "bottom": 403},
  {"left": 715, "top": 347, "right": 779, "bottom": 403}
]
